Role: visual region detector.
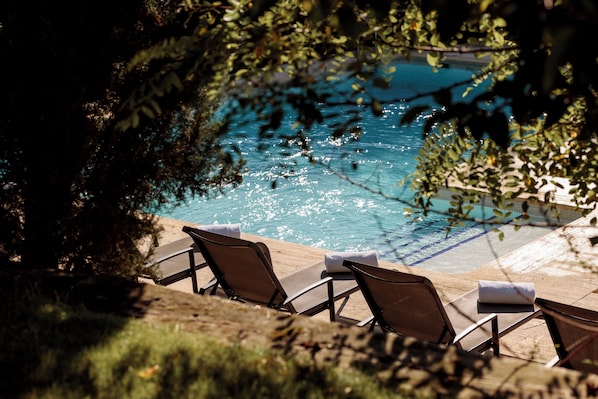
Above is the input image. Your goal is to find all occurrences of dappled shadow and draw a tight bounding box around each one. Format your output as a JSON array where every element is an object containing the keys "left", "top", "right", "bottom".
[
  {"left": 262, "top": 310, "right": 598, "bottom": 398},
  {"left": 4, "top": 269, "right": 598, "bottom": 398},
  {"left": 68, "top": 273, "right": 151, "bottom": 316},
  {"left": 0, "top": 269, "right": 148, "bottom": 397}
]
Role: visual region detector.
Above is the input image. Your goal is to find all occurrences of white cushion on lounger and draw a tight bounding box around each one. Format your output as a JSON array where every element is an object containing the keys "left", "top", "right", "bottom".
[
  {"left": 195, "top": 223, "right": 241, "bottom": 238},
  {"left": 478, "top": 280, "right": 536, "bottom": 305},
  {"left": 325, "top": 250, "right": 379, "bottom": 274}
]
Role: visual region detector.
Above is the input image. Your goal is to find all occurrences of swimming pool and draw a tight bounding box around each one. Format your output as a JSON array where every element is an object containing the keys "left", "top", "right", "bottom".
[{"left": 160, "top": 62, "right": 566, "bottom": 271}]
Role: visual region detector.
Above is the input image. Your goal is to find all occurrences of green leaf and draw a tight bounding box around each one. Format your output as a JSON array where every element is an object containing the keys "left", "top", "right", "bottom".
[
  {"left": 132, "top": 111, "right": 140, "bottom": 129},
  {"left": 447, "top": 148, "right": 459, "bottom": 160},
  {"left": 223, "top": 10, "right": 240, "bottom": 22},
  {"left": 426, "top": 52, "right": 440, "bottom": 67},
  {"left": 116, "top": 118, "right": 132, "bottom": 132},
  {"left": 371, "top": 99, "right": 383, "bottom": 116},
  {"left": 235, "top": 69, "right": 249, "bottom": 78},
  {"left": 149, "top": 100, "right": 162, "bottom": 116},
  {"left": 141, "top": 106, "right": 155, "bottom": 119},
  {"left": 166, "top": 72, "right": 183, "bottom": 91}
]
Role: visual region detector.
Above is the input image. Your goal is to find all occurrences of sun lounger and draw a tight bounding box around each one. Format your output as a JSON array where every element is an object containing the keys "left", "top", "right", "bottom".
[
  {"left": 182, "top": 226, "right": 359, "bottom": 321},
  {"left": 345, "top": 260, "right": 541, "bottom": 356},
  {"left": 142, "top": 236, "right": 216, "bottom": 294},
  {"left": 535, "top": 297, "right": 598, "bottom": 374}
]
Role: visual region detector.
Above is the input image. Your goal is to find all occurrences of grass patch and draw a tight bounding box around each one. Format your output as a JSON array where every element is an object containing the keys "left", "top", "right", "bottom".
[{"left": 0, "top": 274, "right": 416, "bottom": 399}]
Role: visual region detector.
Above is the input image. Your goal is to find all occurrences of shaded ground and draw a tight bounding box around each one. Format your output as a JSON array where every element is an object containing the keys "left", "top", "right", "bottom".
[{"left": 19, "top": 269, "right": 598, "bottom": 399}]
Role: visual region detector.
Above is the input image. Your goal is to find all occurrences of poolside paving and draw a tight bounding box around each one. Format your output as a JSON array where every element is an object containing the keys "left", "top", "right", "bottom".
[{"left": 154, "top": 209, "right": 598, "bottom": 364}]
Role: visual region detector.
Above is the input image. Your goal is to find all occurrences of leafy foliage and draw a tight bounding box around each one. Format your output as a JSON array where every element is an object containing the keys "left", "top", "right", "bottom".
[
  {"left": 0, "top": 1, "right": 244, "bottom": 274},
  {"left": 125, "top": 0, "right": 598, "bottom": 229},
  {"left": 3, "top": 0, "right": 598, "bottom": 276},
  {"left": 406, "top": 0, "right": 598, "bottom": 226}
]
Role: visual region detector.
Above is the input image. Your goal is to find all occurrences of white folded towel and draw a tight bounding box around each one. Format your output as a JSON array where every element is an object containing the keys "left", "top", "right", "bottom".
[
  {"left": 195, "top": 223, "right": 241, "bottom": 238},
  {"left": 324, "top": 250, "right": 379, "bottom": 274},
  {"left": 478, "top": 280, "right": 536, "bottom": 305}
]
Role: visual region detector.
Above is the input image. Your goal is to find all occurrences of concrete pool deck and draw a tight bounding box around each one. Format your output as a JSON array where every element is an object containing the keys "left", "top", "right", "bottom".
[{"left": 153, "top": 207, "right": 598, "bottom": 364}]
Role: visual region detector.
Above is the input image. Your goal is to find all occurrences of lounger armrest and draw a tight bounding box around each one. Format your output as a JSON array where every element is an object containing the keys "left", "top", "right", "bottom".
[
  {"left": 144, "top": 246, "right": 195, "bottom": 268},
  {"left": 199, "top": 277, "right": 219, "bottom": 296},
  {"left": 283, "top": 276, "right": 336, "bottom": 320},
  {"left": 545, "top": 355, "right": 560, "bottom": 368},
  {"left": 283, "top": 276, "right": 334, "bottom": 306},
  {"left": 451, "top": 313, "right": 500, "bottom": 356},
  {"left": 143, "top": 246, "right": 209, "bottom": 294},
  {"left": 357, "top": 315, "right": 376, "bottom": 330},
  {"left": 141, "top": 246, "right": 197, "bottom": 282}
]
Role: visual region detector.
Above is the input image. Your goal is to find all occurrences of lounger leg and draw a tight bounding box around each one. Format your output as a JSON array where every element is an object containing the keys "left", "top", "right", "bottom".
[
  {"left": 327, "top": 280, "right": 336, "bottom": 322},
  {"left": 491, "top": 317, "right": 499, "bottom": 357},
  {"left": 358, "top": 317, "right": 378, "bottom": 332},
  {"left": 188, "top": 250, "right": 199, "bottom": 294},
  {"left": 199, "top": 277, "right": 218, "bottom": 295},
  {"left": 335, "top": 296, "right": 350, "bottom": 318}
]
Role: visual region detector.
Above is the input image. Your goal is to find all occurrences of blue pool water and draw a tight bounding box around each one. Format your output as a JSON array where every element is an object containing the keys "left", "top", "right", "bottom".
[{"left": 161, "top": 62, "right": 520, "bottom": 267}]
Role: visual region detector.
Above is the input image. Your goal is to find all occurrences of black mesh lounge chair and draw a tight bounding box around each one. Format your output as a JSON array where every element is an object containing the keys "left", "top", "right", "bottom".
[
  {"left": 142, "top": 237, "right": 216, "bottom": 294},
  {"left": 344, "top": 260, "right": 502, "bottom": 356},
  {"left": 535, "top": 297, "right": 598, "bottom": 374},
  {"left": 182, "top": 226, "right": 359, "bottom": 321}
]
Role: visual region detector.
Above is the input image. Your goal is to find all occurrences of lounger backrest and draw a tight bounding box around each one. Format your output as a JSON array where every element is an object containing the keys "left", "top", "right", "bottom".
[
  {"left": 344, "top": 260, "right": 458, "bottom": 347},
  {"left": 183, "top": 226, "right": 289, "bottom": 309},
  {"left": 536, "top": 297, "right": 598, "bottom": 374}
]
